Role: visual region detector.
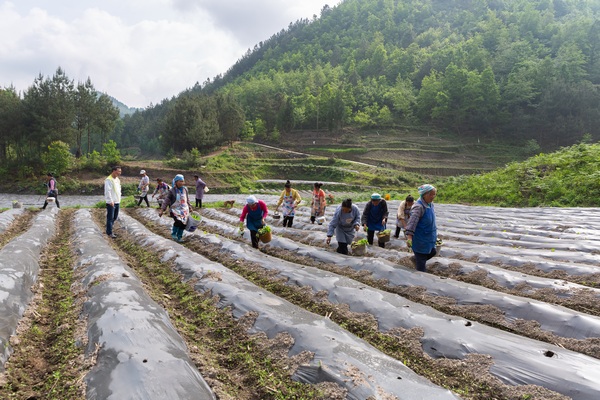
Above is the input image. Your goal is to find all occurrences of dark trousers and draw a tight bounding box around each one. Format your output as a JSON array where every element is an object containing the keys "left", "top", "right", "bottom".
[
  {"left": 171, "top": 217, "right": 186, "bottom": 241},
  {"left": 414, "top": 248, "right": 437, "bottom": 272},
  {"left": 106, "top": 203, "right": 120, "bottom": 235},
  {"left": 394, "top": 226, "right": 402, "bottom": 238},
  {"left": 42, "top": 192, "right": 59, "bottom": 209},
  {"left": 336, "top": 242, "right": 349, "bottom": 255},
  {"left": 283, "top": 216, "right": 294, "bottom": 227},
  {"left": 250, "top": 230, "right": 260, "bottom": 248},
  {"left": 137, "top": 195, "right": 150, "bottom": 207},
  {"left": 196, "top": 198, "right": 202, "bottom": 208},
  {"left": 367, "top": 230, "right": 385, "bottom": 248}
]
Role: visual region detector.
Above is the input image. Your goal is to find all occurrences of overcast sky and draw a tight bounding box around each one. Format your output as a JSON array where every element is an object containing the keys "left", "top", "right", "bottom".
[{"left": 0, "top": 0, "right": 335, "bottom": 108}]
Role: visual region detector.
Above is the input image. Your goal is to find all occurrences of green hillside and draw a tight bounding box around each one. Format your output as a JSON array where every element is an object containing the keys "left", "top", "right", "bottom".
[{"left": 437, "top": 141, "right": 600, "bottom": 207}]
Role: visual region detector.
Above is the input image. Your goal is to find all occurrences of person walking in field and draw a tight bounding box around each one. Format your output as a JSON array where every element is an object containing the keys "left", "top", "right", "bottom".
[
  {"left": 194, "top": 174, "right": 207, "bottom": 208},
  {"left": 137, "top": 169, "right": 150, "bottom": 207},
  {"left": 405, "top": 184, "right": 438, "bottom": 272},
  {"left": 151, "top": 177, "right": 170, "bottom": 207},
  {"left": 104, "top": 166, "right": 122, "bottom": 238},
  {"left": 275, "top": 180, "right": 302, "bottom": 228},
  {"left": 239, "top": 195, "right": 268, "bottom": 249},
  {"left": 159, "top": 174, "right": 193, "bottom": 242},
  {"left": 326, "top": 198, "right": 361, "bottom": 255},
  {"left": 42, "top": 172, "right": 60, "bottom": 209},
  {"left": 310, "top": 182, "right": 326, "bottom": 224},
  {"left": 394, "top": 195, "right": 414, "bottom": 238},
  {"left": 361, "top": 193, "right": 389, "bottom": 248}
]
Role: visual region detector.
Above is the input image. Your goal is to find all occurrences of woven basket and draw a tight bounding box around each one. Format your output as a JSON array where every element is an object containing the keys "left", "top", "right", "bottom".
[
  {"left": 377, "top": 232, "right": 390, "bottom": 243},
  {"left": 351, "top": 242, "right": 367, "bottom": 256},
  {"left": 259, "top": 231, "right": 272, "bottom": 243}
]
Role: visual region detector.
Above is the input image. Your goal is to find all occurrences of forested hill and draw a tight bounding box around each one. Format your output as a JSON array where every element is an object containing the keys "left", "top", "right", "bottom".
[{"left": 190, "top": 0, "right": 600, "bottom": 149}]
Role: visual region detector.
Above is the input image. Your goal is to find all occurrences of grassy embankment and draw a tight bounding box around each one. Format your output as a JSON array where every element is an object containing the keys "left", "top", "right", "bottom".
[{"left": 438, "top": 142, "right": 600, "bottom": 207}]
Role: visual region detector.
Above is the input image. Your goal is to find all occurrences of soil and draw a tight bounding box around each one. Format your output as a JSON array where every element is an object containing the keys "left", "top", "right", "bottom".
[{"left": 0, "top": 199, "right": 598, "bottom": 399}]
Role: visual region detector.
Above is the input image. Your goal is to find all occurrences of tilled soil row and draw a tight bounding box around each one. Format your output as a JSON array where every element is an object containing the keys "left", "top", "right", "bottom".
[
  {"left": 89, "top": 209, "right": 345, "bottom": 400},
  {"left": 0, "top": 209, "right": 88, "bottom": 399},
  {"left": 128, "top": 209, "right": 574, "bottom": 400},
  {"left": 199, "top": 207, "right": 600, "bottom": 360},
  {"left": 118, "top": 210, "right": 460, "bottom": 399}
]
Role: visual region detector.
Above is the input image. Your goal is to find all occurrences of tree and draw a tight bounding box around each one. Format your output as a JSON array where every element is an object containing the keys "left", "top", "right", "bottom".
[
  {"left": 102, "top": 140, "right": 121, "bottom": 166},
  {"left": 216, "top": 92, "right": 245, "bottom": 144},
  {"left": 94, "top": 94, "right": 120, "bottom": 147},
  {"left": 74, "top": 78, "right": 96, "bottom": 157},
  {"left": 0, "top": 87, "right": 23, "bottom": 164},
  {"left": 42, "top": 141, "right": 74, "bottom": 177},
  {"left": 22, "top": 68, "right": 75, "bottom": 158}
]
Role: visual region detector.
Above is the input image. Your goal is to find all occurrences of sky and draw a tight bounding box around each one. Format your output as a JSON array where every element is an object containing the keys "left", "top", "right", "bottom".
[{"left": 0, "top": 0, "right": 335, "bottom": 109}]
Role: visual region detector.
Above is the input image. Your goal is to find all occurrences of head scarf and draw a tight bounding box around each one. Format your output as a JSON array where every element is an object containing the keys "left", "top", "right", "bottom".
[
  {"left": 417, "top": 184, "right": 436, "bottom": 197},
  {"left": 246, "top": 195, "right": 258, "bottom": 205},
  {"left": 371, "top": 193, "right": 382, "bottom": 200},
  {"left": 172, "top": 174, "right": 184, "bottom": 187}
]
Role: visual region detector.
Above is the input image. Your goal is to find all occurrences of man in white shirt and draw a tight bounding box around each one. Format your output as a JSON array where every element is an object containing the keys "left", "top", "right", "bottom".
[{"left": 104, "top": 166, "right": 122, "bottom": 238}]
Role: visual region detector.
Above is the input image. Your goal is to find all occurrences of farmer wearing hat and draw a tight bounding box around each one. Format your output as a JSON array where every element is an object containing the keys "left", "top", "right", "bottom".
[
  {"left": 361, "top": 193, "right": 389, "bottom": 248},
  {"left": 159, "top": 174, "right": 193, "bottom": 242},
  {"left": 137, "top": 169, "right": 150, "bottom": 207},
  {"left": 405, "top": 184, "right": 438, "bottom": 272},
  {"left": 239, "top": 195, "right": 268, "bottom": 248}
]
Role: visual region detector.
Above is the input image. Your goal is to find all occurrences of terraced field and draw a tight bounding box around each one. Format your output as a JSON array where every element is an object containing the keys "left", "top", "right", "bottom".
[{"left": 0, "top": 197, "right": 599, "bottom": 399}]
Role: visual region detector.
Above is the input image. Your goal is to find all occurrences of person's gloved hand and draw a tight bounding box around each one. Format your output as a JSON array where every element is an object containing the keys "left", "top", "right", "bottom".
[
  {"left": 406, "top": 239, "right": 412, "bottom": 248},
  {"left": 326, "top": 236, "right": 331, "bottom": 244}
]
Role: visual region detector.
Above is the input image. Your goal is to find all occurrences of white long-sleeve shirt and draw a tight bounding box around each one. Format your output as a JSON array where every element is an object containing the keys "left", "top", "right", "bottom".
[{"left": 104, "top": 175, "right": 122, "bottom": 204}]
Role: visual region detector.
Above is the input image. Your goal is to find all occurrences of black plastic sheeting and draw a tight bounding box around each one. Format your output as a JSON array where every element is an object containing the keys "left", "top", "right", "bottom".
[
  {"left": 146, "top": 208, "right": 600, "bottom": 399},
  {"left": 0, "top": 207, "right": 57, "bottom": 370},
  {"left": 0, "top": 208, "right": 24, "bottom": 234},
  {"left": 165, "top": 211, "right": 600, "bottom": 399},
  {"left": 125, "top": 210, "right": 460, "bottom": 400},
  {"left": 71, "top": 209, "right": 215, "bottom": 400},
  {"left": 201, "top": 207, "right": 600, "bottom": 341},
  {"left": 210, "top": 204, "right": 596, "bottom": 297}
]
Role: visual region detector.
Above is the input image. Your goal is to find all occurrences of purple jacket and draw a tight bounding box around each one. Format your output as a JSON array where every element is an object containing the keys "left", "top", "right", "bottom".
[{"left": 195, "top": 178, "right": 207, "bottom": 199}]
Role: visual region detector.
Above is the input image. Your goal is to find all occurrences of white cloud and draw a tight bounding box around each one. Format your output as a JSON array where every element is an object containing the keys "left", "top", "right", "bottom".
[{"left": 0, "top": 0, "right": 333, "bottom": 108}]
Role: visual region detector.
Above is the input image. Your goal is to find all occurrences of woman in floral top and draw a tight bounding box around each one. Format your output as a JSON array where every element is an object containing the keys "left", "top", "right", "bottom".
[{"left": 275, "top": 180, "right": 302, "bottom": 228}]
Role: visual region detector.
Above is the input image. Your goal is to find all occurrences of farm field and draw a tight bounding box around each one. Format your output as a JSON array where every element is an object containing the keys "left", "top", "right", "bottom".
[{"left": 0, "top": 197, "right": 599, "bottom": 399}]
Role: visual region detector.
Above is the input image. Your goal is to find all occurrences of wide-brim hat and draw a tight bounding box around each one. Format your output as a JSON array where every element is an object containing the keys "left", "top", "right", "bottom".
[{"left": 140, "top": 169, "right": 146, "bottom": 174}]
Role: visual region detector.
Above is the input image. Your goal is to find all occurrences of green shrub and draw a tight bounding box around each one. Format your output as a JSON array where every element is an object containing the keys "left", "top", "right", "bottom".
[
  {"left": 102, "top": 140, "right": 121, "bottom": 166},
  {"left": 42, "top": 141, "right": 74, "bottom": 176}
]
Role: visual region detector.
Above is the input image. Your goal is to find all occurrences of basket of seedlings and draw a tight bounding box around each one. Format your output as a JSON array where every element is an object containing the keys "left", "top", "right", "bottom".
[
  {"left": 351, "top": 238, "right": 368, "bottom": 256},
  {"left": 258, "top": 225, "right": 272, "bottom": 243}
]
